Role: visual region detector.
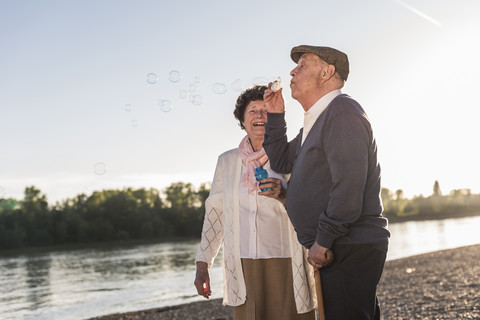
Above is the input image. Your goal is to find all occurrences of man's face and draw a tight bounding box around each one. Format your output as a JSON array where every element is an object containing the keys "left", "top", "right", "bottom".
[{"left": 290, "top": 53, "right": 325, "bottom": 104}]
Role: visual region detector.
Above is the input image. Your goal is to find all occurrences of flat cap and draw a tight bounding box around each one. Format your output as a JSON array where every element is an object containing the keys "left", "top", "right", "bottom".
[{"left": 291, "top": 45, "right": 349, "bottom": 81}]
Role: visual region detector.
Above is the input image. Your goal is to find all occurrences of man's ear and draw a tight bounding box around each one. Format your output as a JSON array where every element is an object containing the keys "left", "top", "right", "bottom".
[{"left": 325, "top": 64, "right": 336, "bottom": 79}]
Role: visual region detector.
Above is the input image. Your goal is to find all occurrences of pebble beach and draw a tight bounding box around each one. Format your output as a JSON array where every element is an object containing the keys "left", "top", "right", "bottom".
[{"left": 89, "top": 244, "right": 480, "bottom": 320}]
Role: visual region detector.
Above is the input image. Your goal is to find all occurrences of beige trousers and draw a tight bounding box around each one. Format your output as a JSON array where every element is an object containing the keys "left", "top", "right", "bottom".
[{"left": 232, "top": 258, "right": 315, "bottom": 320}]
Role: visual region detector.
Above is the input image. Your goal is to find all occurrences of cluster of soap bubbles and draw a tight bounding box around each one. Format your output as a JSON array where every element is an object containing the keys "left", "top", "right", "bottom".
[
  {"left": 145, "top": 70, "right": 201, "bottom": 108},
  {"left": 176, "top": 75, "right": 203, "bottom": 106},
  {"left": 124, "top": 71, "right": 275, "bottom": 120},
  {"left": 142, "top": 71, "right": 278, "bottom": 114},
  {"left": 143, "top": 70, "right": 250, "bottom": 111}
]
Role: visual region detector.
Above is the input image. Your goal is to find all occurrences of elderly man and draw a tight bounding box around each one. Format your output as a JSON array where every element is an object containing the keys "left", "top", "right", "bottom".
[{"left": 263, "top": 45, "right": 390, "bottom": 319}]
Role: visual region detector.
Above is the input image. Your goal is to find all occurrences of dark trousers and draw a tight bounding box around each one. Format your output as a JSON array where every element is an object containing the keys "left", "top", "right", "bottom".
[{"left": 320, "top": 244, "right": 386, "bottom": 320}]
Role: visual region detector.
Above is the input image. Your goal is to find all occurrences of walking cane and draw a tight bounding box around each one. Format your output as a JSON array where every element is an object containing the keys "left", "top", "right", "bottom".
[
  {"left": 314, "top": 269, "right": 326, "bottom": 320},
  {"left": 314, "top": 249, "right": 334, "bottom": 320}
]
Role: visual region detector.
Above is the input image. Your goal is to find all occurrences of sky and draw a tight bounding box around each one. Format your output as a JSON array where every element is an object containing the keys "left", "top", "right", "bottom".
[{"left": 1, "top": 0, "right": 480, "bottom": 204}]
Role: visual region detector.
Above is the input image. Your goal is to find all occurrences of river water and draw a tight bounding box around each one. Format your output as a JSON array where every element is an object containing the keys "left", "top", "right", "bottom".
[{"left": 1, "top": 216, "right": 479, "bottom": 320}]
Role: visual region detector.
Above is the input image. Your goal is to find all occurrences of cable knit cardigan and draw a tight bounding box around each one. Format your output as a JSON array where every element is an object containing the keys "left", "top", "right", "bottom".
[{"left": 195, "top": 148, "right": 316, "bottom": 314}]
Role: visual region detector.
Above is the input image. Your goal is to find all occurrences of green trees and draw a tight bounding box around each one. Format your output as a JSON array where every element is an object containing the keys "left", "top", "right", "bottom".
[
  {"left": 0, "top": 198, "right": 25, "bottom": 249},
  {"left": 0, "top": 183, "right": 208, "bottom": 250},
  {"left": 381, "top": 181, "right": 480, "bottom": 222},
  {"left": 163, "top": 182, "right": 210, "bottom": 237},
  {"left": 22, "top": 186, "right": 52, "bottom": 246},
  {"left": 2, "top": 180, "right": 480, "bottom": 250},
  {"left": 0, "top": 187, "right": 51, "bottom": 248},
  {"left": 433, "top": 180, "right": 442, "bottom": 196}
]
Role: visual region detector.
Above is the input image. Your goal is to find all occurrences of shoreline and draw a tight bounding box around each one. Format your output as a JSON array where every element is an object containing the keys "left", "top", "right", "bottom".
[
  {"left": 2, "top": 213, "right": 479, "bottom": 255},
  {"left": 88, "top": 244, "right": 480, "bottom": 320}
]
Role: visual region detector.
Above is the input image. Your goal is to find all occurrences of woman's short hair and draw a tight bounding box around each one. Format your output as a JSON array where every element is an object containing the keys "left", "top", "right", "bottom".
[{"left": 233, "top": 85, "right": 267, "bottom": 130}]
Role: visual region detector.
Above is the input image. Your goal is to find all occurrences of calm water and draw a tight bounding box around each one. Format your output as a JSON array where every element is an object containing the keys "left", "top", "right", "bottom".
[{"left": 1, "top": 216, "right": 479, "bottom": 320}]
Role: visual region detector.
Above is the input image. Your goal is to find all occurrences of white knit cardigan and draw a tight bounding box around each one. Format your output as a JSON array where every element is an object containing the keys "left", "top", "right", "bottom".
[{"left": 195, "top": 148, "right": 316, "bottom": 313}]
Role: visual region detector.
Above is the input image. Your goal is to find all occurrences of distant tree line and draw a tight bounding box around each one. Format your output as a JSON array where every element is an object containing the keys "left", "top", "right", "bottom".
[
  {"left": 381, "top": 180, "right": 480, "bottom": 222},
  {"left": 0, "top": 182, "right": 209, "bottom": 250},
  {"left": 1, "top": 180, "right": 479, "bottom": 250}
]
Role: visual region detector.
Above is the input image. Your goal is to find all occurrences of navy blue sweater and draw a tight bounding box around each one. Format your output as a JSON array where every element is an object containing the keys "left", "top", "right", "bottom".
[{"left": 263, "top": 94, "right": 390, "bottom": 252}]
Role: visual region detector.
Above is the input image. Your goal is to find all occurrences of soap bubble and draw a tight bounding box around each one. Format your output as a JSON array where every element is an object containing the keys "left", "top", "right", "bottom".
[
  {"left": 194, "top": 77, "right": 201, "bottom": 84},
  {"left": 146, "top": 73, "right": 158, "bottom": 84},
  {"left": 131, "top": 120, "right": 138, "bottom": 127},
  {"left": 94, "top": 162, "right": 107, "bottom": 175},
  {"left": 231, "top": 79, "right": 243, "bottom": 92},
  {"left": 190, "top": 95, "right": 203, "bottom": 105},
  {"left": 179, "top": 89, "right": 188, "bottom": 99},
  {"left": 124, "top": 104, "right": 133, "bottom": 112},
  {"left": 212, "top": 83, "right": 227, "bottom": 94},
  {"left": 168, "top": 70, "right": 182, "bottom": 83},
  {"left": 188, "top": 83, "right": 197, "bottom": 93},
  {"left": 158, "top": 99, "right": 173, "bottom": 112}
]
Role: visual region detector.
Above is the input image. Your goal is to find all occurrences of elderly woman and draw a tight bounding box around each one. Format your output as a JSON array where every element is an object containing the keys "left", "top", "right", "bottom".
[{"left": 194, "top": 85, "right": 316, "bottom": 320}]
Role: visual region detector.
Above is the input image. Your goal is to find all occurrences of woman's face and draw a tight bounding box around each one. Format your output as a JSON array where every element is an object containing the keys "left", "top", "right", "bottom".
[{"left": 242, "top": 100, "right": 267, "bottom": 139}]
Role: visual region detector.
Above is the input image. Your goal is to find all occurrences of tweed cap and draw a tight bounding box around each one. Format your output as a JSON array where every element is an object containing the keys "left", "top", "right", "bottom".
[{"left": 291, "top": 45, "right": 349, "bottom": 81}]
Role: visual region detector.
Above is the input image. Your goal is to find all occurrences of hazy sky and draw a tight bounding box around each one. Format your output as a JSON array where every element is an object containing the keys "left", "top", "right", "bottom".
[{"left": 1, "top": 0, "right": 480, "bottom": 204}]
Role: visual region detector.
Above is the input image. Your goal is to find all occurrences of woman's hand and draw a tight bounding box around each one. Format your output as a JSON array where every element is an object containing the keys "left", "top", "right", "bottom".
[
  {"left": 194, "top": 261, "right": 212, "bottom": 299},
  {"left": 258, "top": 177, "right": 286, "bottom": 205}
]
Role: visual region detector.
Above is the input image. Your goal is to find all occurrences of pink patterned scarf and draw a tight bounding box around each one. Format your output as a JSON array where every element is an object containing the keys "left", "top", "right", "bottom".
[{"left": 239, "top": 135, "right": 269, "bottom": 194}]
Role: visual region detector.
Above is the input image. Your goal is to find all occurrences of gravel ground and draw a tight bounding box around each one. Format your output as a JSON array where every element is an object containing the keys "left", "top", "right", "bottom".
[
  {"left": 88, "top": 244, "right": 480, "bottom": 320},
  {"left": 377, "top": 244, "right": 479, "bottom": 319}
]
